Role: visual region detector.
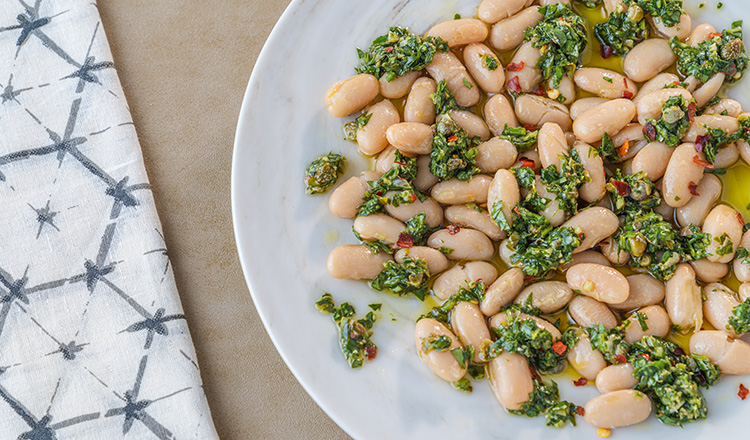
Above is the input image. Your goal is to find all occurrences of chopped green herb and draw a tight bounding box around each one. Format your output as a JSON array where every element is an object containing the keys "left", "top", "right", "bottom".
[
  {"left": 595, "top": 5, "right": 649, "bottom": 56},
  {"left": 438, "top": 246, "right": 454, "bottom": 255},
  {"left": 430, "top": 114, "right": 481, "bottom": 181},
  {"left": 454, "top": 13, "right": 461, "bottom": 19},
  {"left": 352, "top": 228, "right": 394, "bottom": 254},
  {"left": 466, "top": 202, "right": 483, "bottom": 213},
  {"left": 714, "top": 232, "right": 734, "bottom": 256},
  {"left": 451, "top": 346, "right": 474, "bottom": 369},
  {"left": 343, "top": 112, "right": 373, "bottom": 141},
  {"left": 316, "top": 293, "right": 378, "bottom": 368},
  {"left": 603, "top": 76, "right": 614, "bottom": 83},
  {"left": 699, "top": 2, "right": 705, "bottom": 7},
  {"left": 670, "top": 21, "right": 749, "bottom": 84},
  {"left": 369, "top": 303, "right": 382, "bottom": 311},
  {"left": 700, "top": 126, "right": 739, "bottom": 164},
  {"left": 421, "top": 334, "right": 452, "bottom": 352},
  {"left": 304, "top": 152, "right": 346, "bottom": 195},
  {"left": 585, "top": 324, "right": 630, "bottom": 363},
  {"left": 598, "top": 133, "right": 624, "bottom": 164},
  {"left": 490, "top": 201, "right": 511, "bottom": 231},
  {"left": 486, "top": 310, "right": 566, "bottom": 374},
  {"left": 419, "top": 280, "right": 486, "bottom": 325},
  {"left": 482, "top": 53, "right": 499, "bottom": 70},
  {"left": 356, "top": 27, "right": 449, "bottom": 82},
  {"left": 735, "top": 246, "right": 750, "bottom": 264},
  {"left": 634, "top": 0, "right": 684, "bottom": 28},
  {"left": 509, "top": 378, "right": 578, "bottom": 428},
  {"left": 717, "top": 2, "right": 723, "bottom": 9},
  {"left": 498, "top": 124, "right": 539, "bottom": 152},
  {"left": 431, "top": 79, "right": 458, "bottom": 115},
  {"left": 643, "top": 95, "right": 696, "bottom": 147},
  {"left": 371, "top": 257, "right": 431, "bottom": 300},
  {"left": 404, "top": 212, "right": 432, "bottom": 246},
  {"left": 539, "top": 149, "right": 591, "bottom": 214},
  {"left": 467, "top": 363, "right": 486, "bottom": 380},
  {"left": 634, "top": 311, "right": 649, "bottom": 331},
  {"left": 728, "top": 298, "right": 750, "bottom": 333},
  {"left": 452, "top": 377, "right": 473, "bottom": 393},
  {"left": 357, "top": 151, "right": 424, "bottom": 216},
  {"left": 462, "top": 78, "right": 473, "bottom": 89}
]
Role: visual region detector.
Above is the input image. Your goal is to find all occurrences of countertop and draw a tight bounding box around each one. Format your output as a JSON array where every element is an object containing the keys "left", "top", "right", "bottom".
[{"left": 98, "top": 1, "right": 351, "bottom": 438}]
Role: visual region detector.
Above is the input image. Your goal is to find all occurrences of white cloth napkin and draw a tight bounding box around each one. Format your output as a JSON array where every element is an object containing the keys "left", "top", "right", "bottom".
[{"left": 0, "top": 1, "right": 218, "bottom": 438}]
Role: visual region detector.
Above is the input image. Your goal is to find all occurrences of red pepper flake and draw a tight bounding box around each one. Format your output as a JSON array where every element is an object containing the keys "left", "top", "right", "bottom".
[
  {"left": 523, "top": 124, "right": 539, "bottom": 131},
  {"left": 622, "top": 90, "right": 634, "bottom": 99},
  {"left": 534, "top": 85, "right": 546, "bottom": 96},
  {"left": 507, "top": 61, "right": 525, "bottom": 71},
  {"left": 507, "top": 76, "right": 522, "bottom": 94},
  {"left": 737, "top": 212, "right": 745, "bottom": 226},
  {"left": 409, "top": 193, "right": 418, "bottom": 202},
  {"left": 688, "top": 181, "right": 700, "bottom": 196},
  {"left": 708, "top": 32, "right": 724, "bottom": 39},
  {"left": 623, "top": 77, "right": 629, "bottom": 88},
  {"left": 727, "top": 62, "right": 738, "bottom": 77},
  {"left": 687, "top": 101, "right": 697, "bottom": 122},
  {"left": 523, "top": 275, "right": 535, "bottom": 282},
  {"left": 573, "top": 377, "right": 588, "bottom": 386},
  {"left": 612, "top": 180, "right": 632, "bottom": 197},
  {"left": 394, "top": 160, "right": 407, "bottom": 167},
  {"left": 600, "top": 44, "right": 614, "bottom": 59},
  {"left": 365, "top": 345, "right": 377, "bottom": 361},
  {"left": 576, "top": 405, "right": 586, "bottom": 416},
  {"left": 529, "top": 366, "right": 542, "bottom": 380},
  {"left": 693, "top": 155, "right": 714, "bottom": 169},
  {"left": 614, "top": 354, "right": 627, "bottom": 364},
  {"left": 396, "top": 233, "right": 414, "bottom": 248},
  {"left": 739, "top": 384, "right": 749, "bottom": 400},
  {"left": 552, "top": 341, "right": 567, "bottom": 355},
  {"left": 384, "top": 46, "right": 394, "bottom": 53},
  {"left": 519, "top": 157, "right": 536, "bottom": 168},
  {"left": 639, "top": 352, "right": 651, "bottom": 361},
  {"left": 643, "top": 122, "right": 657, "bottom": 141},
  {"left": 513, "top": 206, "right": 521, "bottom": 214},
  {"left": 695, "top": 134, "right": 710, "bottom": 153},
  {"left": 618, "top": 139, "right": 630, "bottom": 157},
  {"left": 447, "top": 134, "right": 458, "bottom": 142},
  {"left": 446, "top": 223, "right": 462, "bottom": 235},
  {"left": 673, "top": 347, "right": 686, "bottom": 356}
]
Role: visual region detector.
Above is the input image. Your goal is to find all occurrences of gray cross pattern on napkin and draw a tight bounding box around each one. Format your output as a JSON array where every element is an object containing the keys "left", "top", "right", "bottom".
[{"left": 0, "top": 0, "right": 217, "bottom": 438}]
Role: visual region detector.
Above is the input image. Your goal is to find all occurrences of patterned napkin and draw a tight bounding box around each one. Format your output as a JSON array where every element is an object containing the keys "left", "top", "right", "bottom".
[{"left": 0, "top": 1, "right": 218, "bottom": 438}]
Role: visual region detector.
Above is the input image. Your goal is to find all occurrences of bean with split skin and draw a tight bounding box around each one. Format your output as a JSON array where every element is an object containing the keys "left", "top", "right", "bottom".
[
  {"left": 562, "top": 207, "right": 620, "bottom": 254},
  {"left": 676, "top": 173, "right": 721, "bottom": 227},
  {"left": 488, "top": 352, "right": 534, "bottom": 411},
  {"left": 484, "top": 94, "right": 518, "bottom": 136},
  {"left": 514, "top": 281, "right": 573, "bottom": 314},
  {"left": 487, "top": 169, "right": 520, "bottom": 228},
  {"left": 481, "top": 267, "right": 525, "bottom": 316},
  {"left": 450, "top": 109, "right": 490, "bottom": 141},
  {"left": 425, "top": 52, "right": 480, "bottom": 107},
  {"left": 404, "top": 77, "right": 437, "bottom": 125},
  {"left": 662, "top": 143, "right": 705, "bottom": 208},
  {"left": 328, "top": 171, "right": 382, "bottom": 218},
  {"left": 427, "top": 228, "right": 494, "bottom": 261},
  {"left": 568, "top": 295, "right": 618, "bottom": 329},
  {"left": 573, "top": 99, "right": 636, "bottom": 144},
  {"left": 386, "top": 122, "right": 433, "bottom": 156},
  {"left": 432, "top": 261, "right": 498, "bottom": 301},
  {"left": 631, "top": 142, "right": 672, "bottom": 181},
  {"left": 703, "top": 283, "right": 743, "bottom": 338},
  {"left": 514, "top": 94, "right": 572, "bottom": 132},
  {"left": 325, "top": 73, "right": 379, "bottom": 117},
  {"left": 632, "top": 73, "right": 680, "bottom": 105},
  {"left": 451, "top": 301, "right": 491, "bottom": 363},
  {"left": 489, "top": 7, "right": 543, "bottom": 51},
  {"left": 327, "top": 245, "right": 393, "bottom": 280},
  {"left": 690, "top": 330, "right": 750, "bottom": 375},
  {"left": 414, "top": 318, "right": 467, "bottom": 382},
  {"left": 596, "top": 363, "right": 637, "bottom": 394},
  {"left": 395, "top": 246, "right": 449, "bottom": 274},
  {"left": 703, "top": 204, "right": 742, "bottom": 264},
  {"left": 379, "top": 71, "right": 421, "bottom": 99},
  {"left": 665, "top": 263, "right": 703, "bottom": 331},
  {"left": 574, "top": 67, "right": 638, "bottom": 99},
  {"left": 567, "top": 263, "right": 629, "bottom": 304},
  {"left": 623, "top": 38, "right": 677, "bottom": 82},
  {"left": 611, "top": 123, "right": 648, "bottom": 160},
  {"left": 463, "top": 43, "right": 505, "bottom": 94},
  {"left": 357, "top": 100, "right": 400, "bottom": 155},
  {"left": 490, "top": 312, "right": 561, "bottom": 340},
  {"left": 353, "top": 214, "right": 406, "bottom": 245},
  {"left": 573, "top": 141, "right": 605, "bottom": 203},
  {"left": 445, "top": 205, "right": 505, "bottom": 241},
  {"left": 584, "top": 390, "right": 652, "bottom": 428},
  {"left": 635, "top": 87, "right": 694, "bottom": 125},
  {"left": 570, "top": 97, "right": 608, "bottom": 120},
  {"left": 734, "top": 230, "right": 750, "bottom": 282},
  {"left": 505, "top": 41, "right": 542, "bottom": 93},
  {"left": 567, "top": 331, "right": 607, "bottom": 380},
  {"left": 475, "top": 137, "right": 518, "bottom": 173},
  {"left": 431, "top": 175, "right": 493, "bottom": 205},
  {"left": 537, "top": 122, "right": 568, "bottom": 169},
  {"left": 425, "top": 18, "right": 488, "bottom": 48},
  {"left": 623, "top": 305, "right": 671, "bottom": 343},
  {"left": 690, "top": 258, "right": 729, "bottom": 283}
]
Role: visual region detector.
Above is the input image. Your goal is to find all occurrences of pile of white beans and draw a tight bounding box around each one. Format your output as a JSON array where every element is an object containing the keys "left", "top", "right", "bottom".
[{"left": 322, "top": 0, "right": 750, "bottom": 431}]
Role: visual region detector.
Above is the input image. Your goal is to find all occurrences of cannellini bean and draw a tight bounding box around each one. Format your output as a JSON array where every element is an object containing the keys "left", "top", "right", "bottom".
[
  {"left": 635, "top": 88, "right": 694, "bottom": 125},
  {"left": 451, "top": 301, "right": 491, "bottom": 363},
  {"left": 713, "top": 142, "right": 740, "bottom": 169},
  {"left": 689, "top": 23, "right": 716, "bottom": 46},
  {"left": 691, "top": 73, "right": 725, "bottom": 108},
  {"left": 463, "top": 43, "right": 505, "bottom": 94},
  {"left": 326, "top": 74, "right": 379, "bottom": 117},
  {"left": 611, "top": 123, "right": 648, "bottom": 160},
  {"left": 569, "top": 296, "right": 618, "bottom": 329},
  {"left": 739, "top": 139, "right": 750, "bottom": 166},
  {"left": 432, "top": 261, "right": 499, "bottom": 300},
  {"left": 386, "top": 122, "right": 433, "bottom": 156},
  {"left": 505, "top": 41, "right": 542, "bottom": 93},
  {"left": 476, "top": 137, "right": 518, "bottom": 173},
  {"left": 484, "top": 94, "right": 518, "bottom": 136},
  {"left": 431, "top": 175, "right": 493, "bottom": 205},
  {"left": 536, "top": 177, "right": 566, "bottom": 226},
  {"left": 487, "top": 169, "right": 520, "bottom": 228},
  {"left": 600, "top": 237, "right": 630, "bottom": 265},
  {"left": 604, "top": 0, "right": 625, "bottom": 14},
  {"left": 573, "top": 141, "right": 606, "bottom": 203},
  {"left": 489, "top": 7, "right": 542, "bottom": 51},
  {"left": 574, "top": 68, "right": 638, "bottom": 99},
  {"left": 690, "top": 330, "right": 750, "bottom": 375},
  {"left": 665, "top": 263, "right": 703, "bottom": 331},
  {"left": 613, "top": 274, "right": 666, "bottom": 311},
  {"left": 539, "top": 0, "right": 570, "bottom": 5},
  {"left": 488, "top": 352, "right": 534, "bottom": 411},
  {"left": 691, "top": 258, "right": 729, "bottom": 283},
  {"left": 395, "top": 246, "right": 449, "bottom": 274},
  {"left": 567, "top": 263, "right": 629, "bottom": 304},
  {"left": 427, "top": 228, "right": 494, "bottom": 261},
  {"left": 631, "top": 142, "right": 672, "bottom": 181},
  {"left": 703, "top": 204, "right": 743, "bottom": 263},
  {"left": 654, "top": 195, "right": 675, "bottom": 219},
  {"left": 570, "top": 97, "right": 609, "bottom": 120},
  {"left": 662, "top": 143, "right": 705, "bottom": 208},
  {"left": 676, "top": 174, "right": 721, "bottom": 227},
  {"left": 632, "top": 73, "right": 680, "bottom": 106},
  {"left": 734, "top": 231, "right": 750, "bottom": 282},
  {"left": 573, "top": 99, "right": 636, "bottom": 143},
  {"left": 567, "top": 332, "right": 607, "bottom": 380},
  {"left": 623, "top": 39, "right": 677, "bottom": 82},
  {"left": 596, "top": 364, "right": 637, "bottom": 394},
  {"left": 683, "top": 114, "right": 740, "bottom": 142},
  {"left": 414, "top": 318, "right": 467, "bottom": 382},
  {"left": 445, "top": 205, "right": 505, "bottom": 241},
  {"left": 623, "top": 305, "right": 671, "bottom": 343},
  {"left": 561, "top": 250, "right": 611, "bottom": 270},
  {"left": 703, "top": 283, "right": 743, "bottom": 337},
  {"left": 357, "top": 100, "right": 400, "bottom": 155},
  {"left": 450, "top": 109, "right": 490, "bottom": 141},
  {"left": 741, "top": 283, "right": 750, "bottom": 302},
  {"left": 548, "top": 75, "right": 576, "bottom": 104},
  {"left": 512, "top": 150, "right": 541, "bottom": 171},
  {"left": 384, "top": 194, "right": 443, "bottom": 228},
  {"left": 703, "top": 98, "right": 743, "bottom": 118},
  {"left": 538, "top": 122, "right": 568, "bottom": 169},
  {"left": 379, "top": 71, "right": 421, "bottom": 99},
  {"left": 584, "top": 390, "right": 652, "bottom": 428},
  {"left": 481, "top": 268, "right": 525, "bottom": 316},
  {"left": 353, "top": 214, "right": 405, "bottom": 245},
  {"left": 478, "top": 0, "right": 530, "bottom": 23},
  {"left": 426, "top": 18, "right": 488, "bottom": 47},
  {"left": 514, "top": 281, "right": 573, "bottom": 313},
  {"left": 650, "top": 12, "right": 691, "bottom": 41},
  {"left": 328, "top": 171, "right": 382, "bottom": 218},
  {"left": 404, "top": 77, "right": 437, "bottom": 125},
  {"left": 514, "top": 94, "right": 572, "bottom": 131},
  {"left": 425, "top": 52, "right": 480, "bottom": 107},
  {"left": 414, "top": 155, "right": 439, "bottom": 192},
  {"left": 375, "top": 146, "right": 397, "bottom": 173},
  {"left": 327, "top": 245, "right": 392, "bottom": 280},
  {"left": 490, "top": 312, "right": 561, "bottom": 340},
  {"left": 498, "top": 238, "right": 517, "bottom": 267},
  {"left": 562, "top": 207, "right": 620, "bottom": 254}
]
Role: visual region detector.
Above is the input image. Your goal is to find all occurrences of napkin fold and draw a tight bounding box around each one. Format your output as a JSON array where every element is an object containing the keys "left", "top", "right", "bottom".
[{"left": 0, "top": 1, "right": 218, "bottom": 438}]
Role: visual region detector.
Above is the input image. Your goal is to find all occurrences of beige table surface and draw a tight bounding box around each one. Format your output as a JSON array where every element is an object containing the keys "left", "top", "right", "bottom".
[{"left": 98, "top": 1, "right": 350, "bottom": 439}]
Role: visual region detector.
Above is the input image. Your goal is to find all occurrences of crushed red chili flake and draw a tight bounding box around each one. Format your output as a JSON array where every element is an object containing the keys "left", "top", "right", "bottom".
[
  {"left": 523, "top": 275, "right": 535, "bottom": 282},
  {"left": 673, "top": 347, "right": 686, "bottom": 356},
  {"left": 695, "top": 134, "right": 710, "bottom": 152},
  {"left": 639, "top": 353, "right": 651, "bottom": 361},
  {"left": 708, "top": 32, "right": 724, "bottom": 39},
  {"left": 365, "top": 345, "right": 377, "bottom": 361},
  {"left": 507, "top": 61, "right": 525, "bottom": 71},
  {"left": 739, "top": 384, "right": 749, "bottom": 400},
  {"left": 573, "top": 377, "right": 588, "bottom": 387},
  {"left": 523, "top": 124, "right": 539, "bottom": 131},
  {"left": 643, "top": 122, "right": 657, "bottom": 141},
  {"left": 446, "top": 223, "right": 462, "bottom": 235},
  {"left": 552, "top": 341, "right": 567, "bottom": 355},
  {"left": 600, "top": 44, "right": 614, "bottom": 59},
  {"left": 409, "top": 193, "right": 418, "bottom": 202},
  {"left": 534, "top": 85, "right": 546, "bottom": 96},
  {"left": 519, "top": 157, "right": 536, "bottom": 168},
  {"left": 687, "top": 101, "right": 697, "bottom": 122},
  {"left": 727, "top": 62, "right": 738, "bottom": 77},
  {"left": 614, "top": 354, "right": 627, "bottom": 364},
  {"left": 618, "top": 139, "right": 630, "bottom": 157},
  {"left": 737, "top": 212, "right": 745, "bottom": 226},
  {"left": 576, "top": 406, "right": 585, "bottom": 416},
  {"left": 688, "top": 181, "right": 700, "bottom": 196},
  {"left": 622, "top": 90, "right": 634, "bottom": 99},
  {"left": 447, "top": 134, "right": 458, "bottom": 142},
  {"left": 396, "top": 233, "right": 415, "bottom": 248},
  {"left": 612, "top": 180, "right": 632, "bottom": 196},
  {"left": 508, "top": 76, "right": 522, "bottom": 94},
  {"left": 693, "top": 155, "right": 714, "bottom": 169},
  {"left": 529, "top": 365, "right": 542, "bottom": 380},
  {"left": 384, "top": 46, "right": 394, "bottom": 53}
]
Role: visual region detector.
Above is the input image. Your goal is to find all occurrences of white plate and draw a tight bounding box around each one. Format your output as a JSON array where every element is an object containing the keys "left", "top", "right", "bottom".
[{"left": 232, "top": 1, "right": 750, "bottom": 438}]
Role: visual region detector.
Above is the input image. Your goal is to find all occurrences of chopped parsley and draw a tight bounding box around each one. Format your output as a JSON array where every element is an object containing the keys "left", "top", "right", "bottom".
[
  {"left": 539, "top": 149, "right": 591, "bottom": 214},
  {"left": 670, "top": 21, "right": 749, "bottom": 84},
  {"left": 430, "top": 79, "right": 458, "bottom": 115},
  {"left": 430, "top": 114, "right": 481, "bottom": 181},
  {"left": 482, "top": 53, "right": 499, "bottom": 70},
  {"left": 356, "top": 27, "right": 449, "bottom": 82},
  {"left": 357, "top": 151, "right": 424, "bottom": 216},
  {"left": 304, "top": 152, "right": 346, "bottom": 195},
  {"left": 736, "top": 246, "right": 750, "bottom": 263},
  {"left": 643, "top": 95, "right": 696, "bottom": 147},
  {"left": 490, "top": 201, "right": 511, "bottom": 231},
  {"left": 714, "top": 233, "right": 734, "bottom": 256},
  {"left": 371, "top": 257, "right": 430, "bottom": 300},
  {"left": 452, "top": 377, "right": 473, "bottom": 393},
  {"left": 419, "top": 280, "right": 486, "bottom": 325},
  {"left": 343, "top": 112, "right": 373, "bottom": 141},
  {"left": 498, "top": 124, "right": 539, "bottom": 152},
  {"left": 728, "top": 298, "right": 750, "bottom": 334},
  {"left": 353, "top": 228, "right": 394, "bottom": 254},
  {"left": 421, "top": 334, "right": 451, "bottom": 352},
  {"left": 509, "top": 379, "right": 578, "bottom": 428},
  {"left": 462, "top": 78, "right": 473, "bottom": 89},
  {"left": 634, "top": 0, "right": 684, "bottom": 28},
  {"left": 403, "top": 212, "right": 432, "bottom": 246},
  {"left": 598, "top": 133, "right": 624, "bottom": 164},
  {"left": 524, "top": 4, "right": 588, "bottom": 88},
  {"left": 316, "top": 293, "right": 377, "bottom": 368},
  {"left": 487, "top": 310, "right": 567, "bottom": 374},
  {"left": 699, "top": 126, "right": 738, "bottom": 164},
  {"left": 634, "top": 311, "right": 650, "bottom": 331},
  {"left": 438, "top": 246, "right": 454, "bottom": 255},
  {"left": 595, "top": 5, "right": 649, "bottom": 56}
]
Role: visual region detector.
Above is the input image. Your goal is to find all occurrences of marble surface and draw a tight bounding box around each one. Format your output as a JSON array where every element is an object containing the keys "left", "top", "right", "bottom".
[{"left": 98, "top": 1, "right": 350, "bottom": 438}]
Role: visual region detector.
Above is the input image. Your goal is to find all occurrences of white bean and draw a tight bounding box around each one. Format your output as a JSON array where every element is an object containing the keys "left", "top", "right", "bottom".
[
  {"left": 665, "top": 263, "right": 703, "bottom": 331},
  {"left": 574, "top": 67, "right": 638, "bottom": 99},
  {"left": 703, "top": 283, "right": 743, "bottom": 337},
  {"left": 425, "top": 52, "right": 480, "bottom": 107},
  {"left": 514, "top": 281, "right": 573, "bottom": 313},
  {"left": 690, "top": 259, "right": 729, "bottom": 283},
  {"left": 450, "top": 109, "right": 490, "bottom": 141},
  {"left": 415, "top": 319, "right": 467, "bottom": 382},
  {"left": 568, "top": 295, "right": 617, "bottom": 329},
  {"left": 584, "top": 390, "right": 652, "bottom": 428},
  {"left": 596, "top": 363, "right": 637, "bottom": 394},
  {"left": 636, "top": 87, "right": 694, "bottom": 125},
  {"left": 689, "top": 23, "right": 716, "bottom": 47},
  {"left": 537, "top": 122, "right": 568, "bottom": 169},
  {"left": 463, "top": 43, "right": 505, "bottom": 94},
  {"left": 662, "top": 143, "right": 705, "bottom": 208},
  {"left": 328, "top": 171, "right": 382, "bottom": 218},
  {"left": 488, "top": 352, "right": 534, "bottom": 411},
  {"left": 379, "top": 71, "right": 421, "bottom": 99},
  {"left": 490, "top": 312, "right": 561, "bottom": 340},
  {"left": 481, "top": 268, "right": 525, "bottom": 316},
  {"left": 386, "top": 122, "right": 433, "bottom": 156},
  {"left": 514, "top": 94, "right": 572, "bottom": 131},
  {"left": 623, "top": 39, "right": 677, "bottom": 82},
  {"left": 562, "top": 207, "right": 620, "bottom": 254},
  {"left": 433, "top": 261, "right": 499, "bottom": 300},
  {"left": 404, "top": 77, "right": 437, "bottom": 125},
  {"left": 414, "top": 155, "right": 439, "bottom": 192},
  {"left": 445, "top": 205, "right": 505, "bottom": 241},
  {"left": 734, "top": 231, "right": 750, "bottom": 282},
  {"left": 431, "top": 175, "right": 493, "bottom": 205},
  {"left": 505, "top": 41, "right": 542, "bottom": 93},
  {"left": 536, "top": 176, "right": 566, "bottom": 226},
  {"left": 326, "top": 73, "right": 379, "bottom": 117},
  {"left": 691, "top": 73, "right": 725, "bottom": 108},
  {"left": 703, "top": 204, "right": 743, "bottom": 263},
  {"left": 327, "top": 245, "right": 392, "bottom": 280},
  {"left": 676, "top": 174, "right": 721, "bottom": 227},
  {"left": 690, "top": 330, "right": 750, "bottom": 375},
  {"left": 650, "top": 13, "right": 691, "bottom": 41},
  {"left": 395, "top": 246, "right": 450, "bottom": 274},
  {"left": 489, "top": 7, "right": 543, "bottom": 51},
  {"left": 683, "top": 114, "right": 740, "bottom": 142},
  {"left": 487, "top": 169, "right": 520, "bottom": 228},
  {"left": 353, "top": 214, "right": 405, "bottom": 245},
  {"left": 573, "top": 141, "right": 605, "bottom": 203},
  {"left": 384, "top": 194, "right": 443, "bottom": 228},
  {"left": 425, "top": 18, "right": 488, "bottom": 47},
  {"left": 703, "top": 98, "right": 743, "bottom": 118},
  {"left": 427, "top": 228, "right": 494, "bottom": 261},
  {"left": 713, "top": 142, "right": 740, "bottom": 169},
  {"left": 357, "top": 100, "right": 400, "bottom": 155},
  {"left": 451, "top": 301, "right": 491, "bottom": 363},
  {"left": 478, "top": 0, "right": 531, "bottom": 23},
  {"left": 632, "top": 73, "right": 680, "bottom": 106},
  {"left": 573, "top": 99, "right": 636, "bottom": 143},
  {"left": 570, "top": 97, "right": 609, "bottom": 120},
  {"left": 631, "top": 142, "right": 672, "bottom": 181},
  {"left": 484, "top": 94, "right": 518, "bottom": 136},
  {"left": 561, "top": 250, "right": 611, "bottom": 270},
  {"left": 475, "top": 137, "right": 518, "bottom": 173},
  {"left": 613, "top": 274, "right": 666, "bottom": 311},
  {"left": 566, "top": 263, "right": 629, "bottom": 304},
  {"left": 623, "top": 305, "right": 671, "bottom": 343},
  {"left": 567, "top": 332, "right": 607, "bottom": 380}
]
